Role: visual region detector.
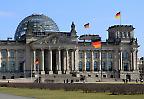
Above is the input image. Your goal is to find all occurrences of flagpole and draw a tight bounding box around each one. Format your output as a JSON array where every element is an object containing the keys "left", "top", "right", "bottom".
[
  {"left": 100, "top": 46, "right": 102, "bottom": 82},
  {"left": 120, "top": 11, "right": 121, "bottom": 25}
]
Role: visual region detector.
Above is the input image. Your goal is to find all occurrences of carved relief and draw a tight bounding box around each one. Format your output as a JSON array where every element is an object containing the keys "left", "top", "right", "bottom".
[{"left": 32, "top": 33, "right": 73, "bottom": 45}]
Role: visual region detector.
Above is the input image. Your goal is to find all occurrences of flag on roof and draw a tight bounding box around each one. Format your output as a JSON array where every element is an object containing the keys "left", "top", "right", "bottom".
[
  {"left": 91, "top": 38, "right": 101, "bottom": 48},
  {"left": 115, "top": 12, "right": 121, "bottom": 19},
  {"left": 84, "top": 23, "right": 90, "bottom": 28},
  {"left": 92, "top": 41, "right": 101, "bottom": 48}
]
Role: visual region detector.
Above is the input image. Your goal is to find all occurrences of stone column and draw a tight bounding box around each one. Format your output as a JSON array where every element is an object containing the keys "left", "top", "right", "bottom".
[
  {"left": 99, "top": 51, "right": 102, "bottom": 71},
  {"left": 7, "top": 49, "right": 10, "bottom": 71},
  {"left": 133, "top": 49, "right": 137, "bottom": 70},
  {"left": 91, "top": 50, "right": 94, "bottom": 72},
  {"left": 120, "top": 51, "right": 123, "bottom": 70},
  {"left": 57, "top": 49, "right": 62, "bottom": 74},
  {"left": 83, "top": 51, "right": 86, "bottom": 72},
  {"left": 33, "top": 50, "right": 36, "bottom": 72},
  {"left": 136, "top": 50, "right": 138, "bottom": 70},
  {"left": 48, "top": 49, "right": 53, "bottom": 74},
  {"left": 71, "top": 51, "right": 74, "bottom": 71},
  {"left": 74, "top": 49, "right": 79, "bottom": 71},
  {"left": 99, "top": 50, "right": 102, "bottom": 81},
  {"left": 66, "top": 49, "right": 70, "bottom": 74},
  {"left": 114, "top": 50, "right": 118, "bottom": 71},
  {"left": 63, "top": 50, "right": 67, "bottom": 73},
  {"left": 130, "top": 51, "right": 133, "bottom": 71},
  {"left": 15, "top": 50, "right": 18, "bottom": 71},
  {"left": 41, "top": 49, "right": 45, "bottom": 74}
]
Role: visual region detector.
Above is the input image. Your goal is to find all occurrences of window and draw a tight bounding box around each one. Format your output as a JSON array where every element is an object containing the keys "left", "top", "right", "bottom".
[
  {"left": 122, "top": 51, "right": 129, "bottom": 59},
  {"left": 86, "top": 61, "right": 90, "bottom": 71},
  {"left": 9, "top": 61, "right": 15, "bottom": 72},
  {"left": 122, "top": 32, "right": 125, "bottom": 38},
  {"left": 117, "top": 31, "right": 120, "bottom": 38},
  {"left": 103, "top": 75, "right": 106, "bottom": 78},
  {"left": 1, "top": 49, "right": 7, "bottom": 58},
  {"left": 108, "top": 53, "right": 112, "bottom": 59},
  {"left": 124, "top": 32, "right": 127, "bottom": 38},
  {"left": 79, "top": 61, "right": 82, "bottom": 71},
  {"left": 94, "top": 61, "right": 98, "bottom": 71},
  {"left": 95, "top": 75, "right": 99, "bottom": 77},
  {"left": 124, "top": 63, "right": 129, "bottom": 71},
  {"left": 86, "top": 51, "right": 91, "bottom": 59},
  {"left": 36, "top": 32, "right": 45, "bottom": 36},
  {"left": 9, "top": 49, "right": 15, "bottom": 58},
  {"left": 128, "top": 32, "right": 130, "bottom": 38},
  {"left": 1, "top": 61, "right": 7, "bottom": 72},
  {"left": 79, "top": 52, "right": 83, "bottom": 59},
  {"left": 102, "top": 61, "right": 107, "bottom": 71},
  {"left": 102, "top": 53, "right": 106, "bottom": 58},
  {"left": 94, "top": 52, "right": 99, "bottom": 59},
  {"left": 110, "top": 75, "right": 114, "bottom": 78},
  {"left": 107, "top": 61, "right": 113, "bottom": 71},
  {"left": 88, "top": 74, "right": 91, "bottom": 77}
]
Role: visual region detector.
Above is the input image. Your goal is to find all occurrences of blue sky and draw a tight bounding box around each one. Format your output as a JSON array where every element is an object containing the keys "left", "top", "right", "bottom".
[{"left": 0, "top": 0, "right": 144, "bottom": 56}]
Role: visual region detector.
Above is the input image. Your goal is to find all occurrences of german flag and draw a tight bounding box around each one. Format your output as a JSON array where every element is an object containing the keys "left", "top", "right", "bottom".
[
  {"left": 91, "top": 38, "right": 101, "bottom": 48},
  {"left": 115, "top": 12, "right": 121, "bottom": 19},
  {"left": 84, "top": 23, "right": 90, "bottom": 28},
  {"left": 35, "top": 58, "right": 39, "bottom": 64},
  {"left": 92, "top": 41, "right": 101, "bottom": 48}
]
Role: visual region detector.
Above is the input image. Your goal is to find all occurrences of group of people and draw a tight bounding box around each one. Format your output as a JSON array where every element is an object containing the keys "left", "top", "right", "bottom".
[
  {"left": 136, "top": 78, "right": 144, "bottom": 83},
  {"left": 122, "top": 78, "right": 144, "bottom": 83}
]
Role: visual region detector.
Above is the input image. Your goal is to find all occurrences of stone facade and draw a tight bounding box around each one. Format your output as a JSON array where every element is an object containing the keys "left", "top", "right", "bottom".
[{"left": 0, "top": 14, "right": 140, "bottom": 81}]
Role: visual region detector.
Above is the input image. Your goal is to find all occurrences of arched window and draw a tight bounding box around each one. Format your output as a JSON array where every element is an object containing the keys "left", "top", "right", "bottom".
[
  {"left": 86, "top": 61, "right": 90, "bottom": 71},
  {"left": 1, "top": 49, "right": 7, "bottom": 58},
  {"left": 108, "top": 53, "right": 112, "bottom": 59},
  {"left": 94, "top": 61, "right": 98, "bottom": 71},
  {"left": 102, "top": 53, "right": 107, "bottom": 59},
  {"left": 94, "top": 52, "right": 99, "bottom": 59},
  {"left": 79, "top": 61, "right": 82, "bottom": 71},
  {"left": 107, "top": 61, "right": 113, "bottom": 71},
  {"left": 124, "top": 63, "right": 129, "bottom": 71},
  {"left": 79, "top": 52, "right": 83, "bottom": 59},
  {"left": 122, "top": 51, "right": 129, "bottom": 59},
  {"left": 86, "top": 51, "right": 91, "bottom": 59},
  {"left": 102, "top": 61, "right": 107, "bottom": 71},
  {"left": 9, "top": 61, "right": 15, "bottom": 72},
  {"left": 1, "top": 61, "right": 7, "bottom": 72},
  {"left": 9, "top": 49, "right": 15, "bottom": 58}
]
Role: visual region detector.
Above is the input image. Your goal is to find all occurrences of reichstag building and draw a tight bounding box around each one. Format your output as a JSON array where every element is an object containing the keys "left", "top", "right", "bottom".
[{"left": 0, "top": 14, "right": 140, "bottom": 82}]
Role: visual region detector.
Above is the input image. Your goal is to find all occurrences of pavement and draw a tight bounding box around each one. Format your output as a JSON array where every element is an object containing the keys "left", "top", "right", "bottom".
[{"left": 0, "top": 93, "right": 35, "bottom": 99}]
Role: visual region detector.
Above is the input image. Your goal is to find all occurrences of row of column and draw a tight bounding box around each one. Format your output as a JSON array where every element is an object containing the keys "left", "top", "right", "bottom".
[
  {"left": 119, "top": 49, "right": 138, "bottom": 71},
  {"left": 81, "top": 49, "right": 138, "bottom": 72},
  {"left": 82, "top": 50, "right": 102, "bottom": 72},
  {"left": 0, "top": 49, "right": 20, "bottom": 72},
  {"left": 33, "top": 49, "right": 79, "bottom": 74}
]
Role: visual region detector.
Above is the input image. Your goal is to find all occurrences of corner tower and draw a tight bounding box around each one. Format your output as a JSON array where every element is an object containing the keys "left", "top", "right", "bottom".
[
  {"left": 107, "top": 25, "right": 135, "bottom": 44},
  {"left": 107, "top": 25, "right": 139, "bottom": 80}
]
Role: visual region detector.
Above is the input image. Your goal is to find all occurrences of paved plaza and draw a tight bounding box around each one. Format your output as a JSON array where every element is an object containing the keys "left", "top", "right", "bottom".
[{"left": 0, "top": 93, "right": 35, "bottom": 99}]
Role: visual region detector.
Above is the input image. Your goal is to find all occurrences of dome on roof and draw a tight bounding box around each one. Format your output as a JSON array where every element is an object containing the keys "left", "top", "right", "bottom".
[{"left": 14, "top": 14, "right": 59, "bottom": 40}]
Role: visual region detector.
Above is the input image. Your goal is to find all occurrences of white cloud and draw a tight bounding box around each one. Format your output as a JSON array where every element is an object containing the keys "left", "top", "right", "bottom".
[{"left": 0, "top": 11, "right": 15, "bottom": 17}]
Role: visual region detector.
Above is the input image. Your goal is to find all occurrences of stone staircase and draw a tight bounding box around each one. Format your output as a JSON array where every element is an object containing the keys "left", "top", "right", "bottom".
[{"left": 41, "top": 74, "right": 80, "bottom": 83}]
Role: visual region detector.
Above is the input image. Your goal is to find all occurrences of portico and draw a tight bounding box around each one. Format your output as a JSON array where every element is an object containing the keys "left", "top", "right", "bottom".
[{"left": 32, "top": 48, "right": 78, "bottom": 75}]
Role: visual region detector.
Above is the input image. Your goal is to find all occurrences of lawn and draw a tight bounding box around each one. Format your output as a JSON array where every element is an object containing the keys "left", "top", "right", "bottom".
[{"left": 0, "top": 87, "right": 144, "bottom": 99}]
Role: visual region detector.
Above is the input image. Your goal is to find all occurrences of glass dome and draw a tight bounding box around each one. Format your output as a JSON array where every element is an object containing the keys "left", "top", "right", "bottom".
[{"left": 14, "top": 14, "right": 59, "bottom": 40}]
